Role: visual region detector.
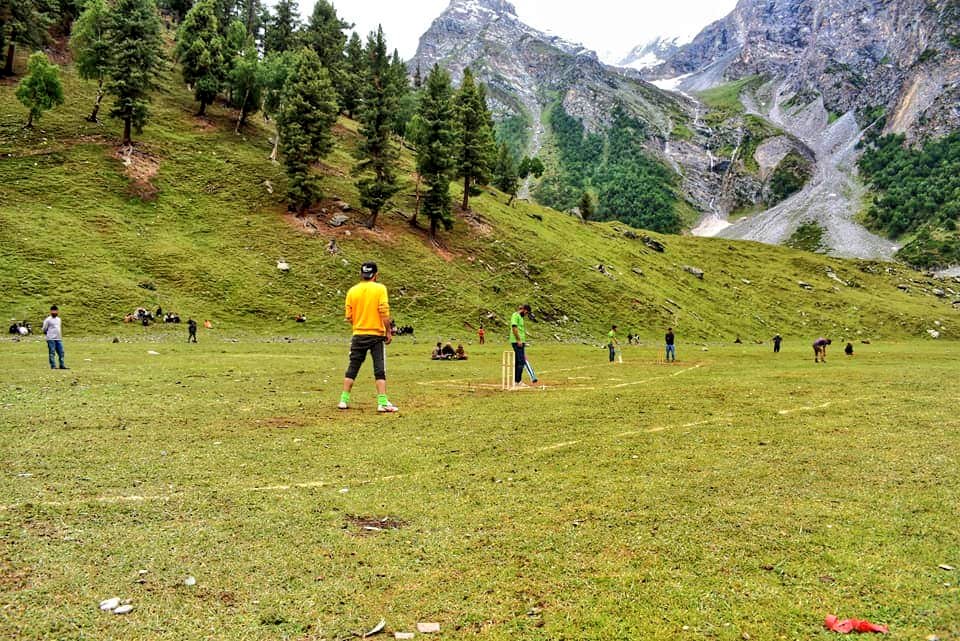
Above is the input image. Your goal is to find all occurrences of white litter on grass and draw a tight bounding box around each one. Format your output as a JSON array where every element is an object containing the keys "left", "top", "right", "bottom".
[
  {"left": 99, "top": 597, "right": 121, "bottom": 611},
  {"left": 363, "top": 619, "right": 386, "bottom": 637},
  {"left": 394, "top": 633, "right": 415, "bottom": 640},
  {"left": 939, "top": 564, "right": 956, "bottom": 571},
  {"left": 184, "top": 576, "right": 196, "bottom": 586},
  {"left": 339, "top": 487, "right": 349, "bottom": 494},
  {"left": 416, "top": 622, "right": 440, "bottom": 633},
  {"left": 147, "top": 350, "right": 160, "bottom": 356},
  {"left": 113, "top": 604, "right": 134, "bottom": 615}
]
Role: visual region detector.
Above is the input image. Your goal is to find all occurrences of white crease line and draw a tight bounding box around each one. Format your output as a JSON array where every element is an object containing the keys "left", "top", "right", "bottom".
[
  {"left": 612, "top": 363, "right": 703, "bottom": 388},
  {"left": 777, "top": 397, "right": 868, "bottom": 415},
  {"left": 537, "top": 440, "right": 581, "bottom": 452},
  {"left": 250, "top": 473, "right": 408, "bottom": 493},
  {"left": 1, "top": 494, "right": 173, "bottom": 511}
]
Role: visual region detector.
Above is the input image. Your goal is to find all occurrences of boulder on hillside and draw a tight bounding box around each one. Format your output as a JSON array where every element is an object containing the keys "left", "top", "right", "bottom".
[
  {"left": 798, "top": 281, "right": 813, "bottom": 290},
  {"left": 642, "top": 235, "right": 665, "bottom": 252},
  {"left": 684, "top": 266, "right": 705, "bottom": 279},
  {"left": 328, "top": 214, "right": 349, "bottom": 227}
]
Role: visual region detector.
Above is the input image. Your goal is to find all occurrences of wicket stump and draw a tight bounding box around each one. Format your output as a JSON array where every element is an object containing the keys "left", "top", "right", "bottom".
[{"left": 501, "top": 351, "right": 515, "bottom": 390}]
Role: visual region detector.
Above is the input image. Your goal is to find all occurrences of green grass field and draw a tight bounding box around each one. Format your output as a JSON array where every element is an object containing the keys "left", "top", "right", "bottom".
[{"left": 2, "top": 335, "right": 958, "bottom": 640}]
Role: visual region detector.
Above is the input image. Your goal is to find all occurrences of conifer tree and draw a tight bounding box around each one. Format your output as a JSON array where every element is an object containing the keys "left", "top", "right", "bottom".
[
  {"left": 354, "top": 26, "right": 400, "bottom": 229},
  {"left": 413, "top": 64, "right": 456, "bottom": 240},
  {"left": 263, "top": 0, "right": 299, "bottom": 54},
  {"left": 453, "top": 67, "right": 495, "bottom": 210},
  {"left": 0, "top": 0, "right": 49, "bottom": 76},
  {"left": 389, "top": 48, "right": 413, "bottom": 138},
  {"left": 104, "top": 0, "right": 164, "bottom": 145},
  {"left": 578, "top": 190, "right": 595, "bottom": 221},
  {"left": 302, "top": 0, "right": 350, "bottom": 99},
  {"left": 340, "top": 31, "right": 363, "bottom": 117},
  {"left": 16, "top": 52, "right": 64, "bottom": 127},
  {"left": 413, "top": 63, "right": 422, "bottom": 89},
  {"left": 276, "top": 47, "right": 338, "bottom": 213},
  {"left": 175, "top": 0, "right": 225, "bottom": 116},
  {"left": 494, "top": 142, "right": 519, "bottom": 205},
  {"left": 71, "top": 0, "right": 111, "bottom": 122}
]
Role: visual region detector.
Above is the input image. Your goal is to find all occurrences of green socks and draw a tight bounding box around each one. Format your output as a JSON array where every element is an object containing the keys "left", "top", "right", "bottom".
[
  {"left": 377, "top": 394, "right": 389, "bottom": 406},
  {"left": 340, "top": 391, "right": 351, "bottom": 404}
]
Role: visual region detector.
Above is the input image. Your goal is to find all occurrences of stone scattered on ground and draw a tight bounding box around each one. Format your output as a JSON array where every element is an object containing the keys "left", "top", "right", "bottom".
[
  {"left": 927, "top": 329, "right": 941, "bottom": 339},
  {"left": 184, "top": 576, "right": 196, "bottom": 586},
  {"left": 642, "top": 235, "right": 666, "bottom": 252},
  {"left": 394, "top": 633, "right": 415, "bottom": 640},
  {"left": 113, "top": 604, "right": 134, "bottom": 615},
  {"left": 99, "top": 598, "right": 120, "bottom": 611},
  {"left": 684, "top": 266, "right": 705, "bottom": 279},
  {"left": 417, "top": 622, "right": 441, "bottom": 633},
  {"left": 329, "top": 214, "right": 350, "bottom": 227},
  {"left": 798, "top": 281, "right": 813, "bottom": 290},
  {"left": 277, "top": 260, "right": 290, "bottom": 272}
]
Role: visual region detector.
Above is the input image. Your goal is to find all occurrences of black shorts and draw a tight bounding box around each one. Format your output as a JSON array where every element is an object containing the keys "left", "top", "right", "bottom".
[{"left": 345, "top": 335, "right": 387, "bottom": 380}]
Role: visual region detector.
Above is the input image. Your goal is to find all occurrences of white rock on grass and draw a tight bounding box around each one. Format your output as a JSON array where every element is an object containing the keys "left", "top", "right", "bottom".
[
  {"left": 99, "top": 597, "right": 121, "bottom": 611},
  {"left": 395, "top": 633, "right": 415, "bottom": 640},
  {"left": 184, "top": 576, "right": 196, "bottom": 586},
  {"left": 113, "top": 604, "right": 134, "bottom": 615},
  {"left": 416, "top": 622, "right": 441, "bottom": 633}
]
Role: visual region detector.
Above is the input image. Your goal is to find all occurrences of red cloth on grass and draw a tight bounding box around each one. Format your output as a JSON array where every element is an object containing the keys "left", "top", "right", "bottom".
[{"left": 824, "top": 615, "right": 889, "bottom": 634}]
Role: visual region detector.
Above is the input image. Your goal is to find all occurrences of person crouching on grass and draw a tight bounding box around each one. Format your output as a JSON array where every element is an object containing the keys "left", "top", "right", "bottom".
[{"left": 339, "top": 262, "right": 398, "bottom": 413}]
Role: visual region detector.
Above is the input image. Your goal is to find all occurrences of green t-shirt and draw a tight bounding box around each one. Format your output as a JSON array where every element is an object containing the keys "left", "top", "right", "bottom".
[
  {"left": 608, "top": 329, "right": 616, "bottom": 345},
  {"left": 510, "top": 311, "right": 525, "bottom": 344}
]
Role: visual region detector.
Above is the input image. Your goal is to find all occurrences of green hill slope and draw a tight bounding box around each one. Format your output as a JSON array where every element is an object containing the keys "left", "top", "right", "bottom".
[{"left": 0, "top": 54, "right": 956, "bottom": 342}]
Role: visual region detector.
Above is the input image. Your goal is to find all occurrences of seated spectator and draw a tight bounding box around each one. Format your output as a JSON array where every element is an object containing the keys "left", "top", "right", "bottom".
[
  {"left": 455, "top": 344, "right": 467, "bottom": 360},
  {"left": 441, "top": 343, "right": 456, "bottom": 359},
  {"left": 295, "top": 313, "right": 306, "bottom": 323},
  {"left": 431, "top": 342, "right": 443, "bottom": 360},
  {"left": 845, "top": 342, "right": 854, "bottom": 356}
]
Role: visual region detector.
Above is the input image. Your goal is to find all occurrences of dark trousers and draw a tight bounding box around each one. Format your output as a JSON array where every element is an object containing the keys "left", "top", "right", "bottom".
[
  {"left": 345, "top": 335, "right": 387, "bottom": 380},
  {"left": 608, "top": 344, "right": 615, "bottom": 362},
  {"left": 188, "top": 330, "right": 197, "bottom": 343},
  {"left": 511, "top": 342, "right": 526, "bottom": 384},
  {"left": 774, "top": 343, "right": 781, "bottom": 353}
]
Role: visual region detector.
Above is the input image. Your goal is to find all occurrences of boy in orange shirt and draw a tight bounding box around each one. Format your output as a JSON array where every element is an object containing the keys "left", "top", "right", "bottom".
[{"left": 339, "top": 262, "right": 398, "bottom": 412}]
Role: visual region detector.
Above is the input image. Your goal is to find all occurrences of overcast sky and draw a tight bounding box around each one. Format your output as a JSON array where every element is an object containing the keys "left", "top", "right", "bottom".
[{"left": 292, "top": 0, "right": 739, "bottom": 64}]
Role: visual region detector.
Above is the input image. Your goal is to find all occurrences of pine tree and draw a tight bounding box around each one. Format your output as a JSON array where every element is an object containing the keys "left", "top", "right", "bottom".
[
  {"left": 413, "top": 63, "right": 422, "bottom": 89},
  {"left": 71, "top": 0, "right": 111, "bottom": 122},
  {"left": 453, "top": 67, "right": 496, "bottom": 211},
  {"left": 276, "top": 47, "right": 338, "bottom": 213},
  {"left": 16, "top": 52, "right": 64, "bottom": 127},
  {"left": 389, "top": 48, "right": 413, "bottom": 138},
  {"left": 175, "top": 0, "right": 225, "bottom": 116},
  {"left": 413, "top": 64, "right": 456, "bottom": 240},
  {"left": 302, "top": 0, "right": 351, "bottom": 100},
  {"left": 0, "top": 0, "right": 49, "bottom": 76},
  {"left": 354, "top": 26, "right": 400, "bottom": 229},
  {"left": 262, "top": 0, "right": 299, "bottom": 54},
  {"left": 494, "top": 142, "right": 519, "bottom": 205},
  {"left": 578, "top": 190, "right": 595, "bottom": 221},
  {"left": 340, "top": 31, "right": 363, "bottom": 117},
  {"left": 104, "top": 0, "right": 164, "bottom": 145},
  {"left": 228, "top": 35, "right": 262, "bottom": 130}
]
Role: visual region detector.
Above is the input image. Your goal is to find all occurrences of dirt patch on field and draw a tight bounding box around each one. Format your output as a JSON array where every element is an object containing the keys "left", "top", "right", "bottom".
[
  {"left": 0, "top": 557, "right": 31, "bottom": 591},
  {"left": 112, "top": 145, "right": 160, "bottom": 201},
  {"left": 345, "top": 515, "right": 407, "bottom": 535},
  {"left": 254, "top": 416, "right": 311, "bottom": 429}
]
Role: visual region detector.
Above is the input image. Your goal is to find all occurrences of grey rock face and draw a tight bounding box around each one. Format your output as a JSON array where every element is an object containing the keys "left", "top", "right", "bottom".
[{"left": 645, "top": 0, "right": 960, "bottom": 139}]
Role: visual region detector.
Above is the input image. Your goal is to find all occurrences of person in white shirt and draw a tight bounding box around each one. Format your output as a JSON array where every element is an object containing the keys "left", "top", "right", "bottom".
[{"left": 41, "top": 305, "right": 67, "bottom": 369}]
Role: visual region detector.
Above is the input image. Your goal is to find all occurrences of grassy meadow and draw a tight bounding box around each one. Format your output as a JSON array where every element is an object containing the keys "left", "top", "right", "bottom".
[{"left": 2, "top": 336, "right": 958, "bottom": 640}]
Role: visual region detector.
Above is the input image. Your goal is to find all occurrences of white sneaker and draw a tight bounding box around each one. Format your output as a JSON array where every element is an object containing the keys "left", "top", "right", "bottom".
[
  {"left": 337, "top": 401, "right": 349, "bottom": 410},
  {"left": 377, "top": 402, "right": 399, "bottom": 413},
  {"left": 513, "top": 382, "right": 529, "bottom": 389}
]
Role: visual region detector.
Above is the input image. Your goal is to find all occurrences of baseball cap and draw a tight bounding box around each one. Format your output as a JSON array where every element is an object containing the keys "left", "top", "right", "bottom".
[{"left": 361, "top": 262, "right": 378, "bottom": 280}]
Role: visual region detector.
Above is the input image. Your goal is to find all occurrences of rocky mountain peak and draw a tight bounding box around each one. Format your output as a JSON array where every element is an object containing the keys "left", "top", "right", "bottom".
[{"left": 445, "top": 0, "right": 518, "bottom": 17}]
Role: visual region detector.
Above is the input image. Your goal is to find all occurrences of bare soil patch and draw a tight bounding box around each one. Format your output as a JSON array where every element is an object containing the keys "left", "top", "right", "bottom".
[
  {"left": 345, "top": 515, "right": 407, "bottom": 535},
  {"left": 112, "top": 145, "right": 160, "bottom": 200}
]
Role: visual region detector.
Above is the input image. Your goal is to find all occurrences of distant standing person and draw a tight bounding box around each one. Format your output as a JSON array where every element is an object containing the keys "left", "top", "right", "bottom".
[
  {"left": 813, "top": 337, "right": 831, "bottom": 363},
  {"left": 773, "top": 334, "right": 782, "bottom": 353},
  {"left": 665, "top": 327, "right": 676, "bottom": 363},
  {"left": 187, "top": 318, "right": 198, "bottom": 343},
  {"left": 42, "top": 305, "right": 67, "bottom": 369},
  {"left": 607, "top": 324, "right": 619, "bottom": 363},
  {"left": 510, "top": 303, "right": 533, "bottom": 388},
  {"left": 478, "top": 325, "right": 485, "bottom": 345},
  {"left": 339, "top": 262, "right": 398, "bottom": 413}
]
